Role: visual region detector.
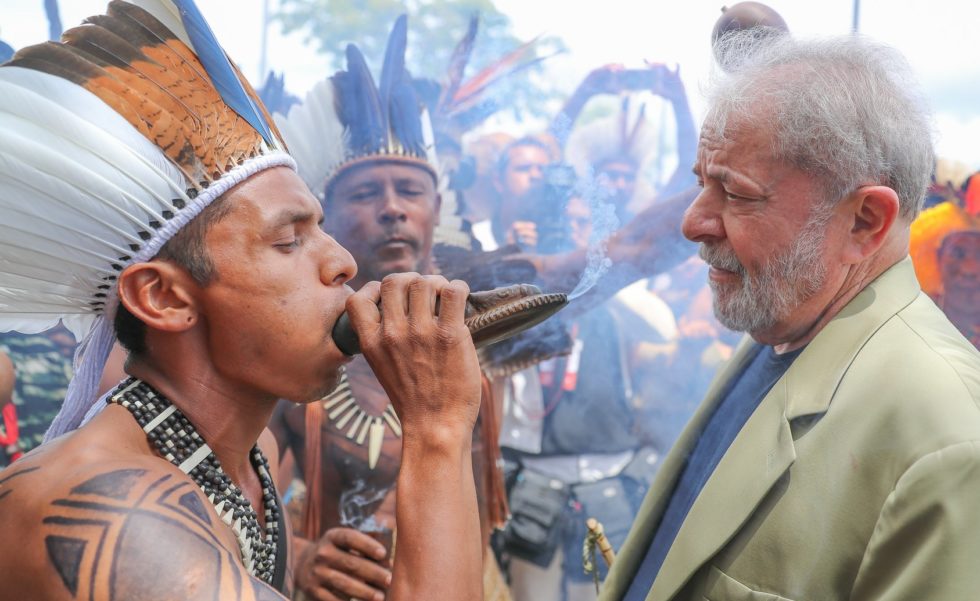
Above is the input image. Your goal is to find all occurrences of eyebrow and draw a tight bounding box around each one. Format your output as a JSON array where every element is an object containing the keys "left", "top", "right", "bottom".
[
  {"left": 269, "top": 209, "right": 318, "bottom": 230},
  {"left": 693, "top": 163, "right": 730, "bottom": 183}
]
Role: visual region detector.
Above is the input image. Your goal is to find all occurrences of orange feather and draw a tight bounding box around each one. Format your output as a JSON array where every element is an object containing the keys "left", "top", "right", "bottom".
[{"left": 9, "top": 1, "right": 268, "bottom": 189}]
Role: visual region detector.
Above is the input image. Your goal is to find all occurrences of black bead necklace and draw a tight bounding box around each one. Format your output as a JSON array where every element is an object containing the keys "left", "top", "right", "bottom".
[{"left": 108, "top": 377, "right": 280, "bottom": 584}]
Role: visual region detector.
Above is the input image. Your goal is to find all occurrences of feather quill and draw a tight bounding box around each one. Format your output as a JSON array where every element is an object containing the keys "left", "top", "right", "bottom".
[
  {"left": 167, "top": 0, "right": 277, "bottom": 144},
  {"left": 10, "top": 0, "right": 273, "bottom": 187},
  {"left": 440, "top": 14, "right": 479, "bottom": 111},
  {"left": 338, "top": 44, "right": 385, "bottom": 157},
  {"left": 378, "top": 14, "right": 408, "bottom": 151},
  {"left": 274, "top": 79, "right": 347, "bottom": 198}
]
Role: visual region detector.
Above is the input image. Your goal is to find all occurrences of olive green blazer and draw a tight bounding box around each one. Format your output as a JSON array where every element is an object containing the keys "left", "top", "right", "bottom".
[{"left": 601, "top": 258, "right": 980, "bottom": 601}]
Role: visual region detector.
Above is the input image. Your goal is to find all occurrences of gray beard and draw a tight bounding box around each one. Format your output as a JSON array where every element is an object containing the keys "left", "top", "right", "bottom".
[{"left": 699, "top": 210, "right": 831, "bottom": 333}]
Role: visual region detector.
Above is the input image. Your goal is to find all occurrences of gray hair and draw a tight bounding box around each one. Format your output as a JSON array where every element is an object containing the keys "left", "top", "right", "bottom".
[{"left": 707, "top": 32, "right": 935, "bottom": 219}]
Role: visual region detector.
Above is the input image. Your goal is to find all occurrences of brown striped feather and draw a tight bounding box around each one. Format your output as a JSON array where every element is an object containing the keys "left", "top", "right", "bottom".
[
  {"left": 58, "top": 31, "right": 213, "bottom": 176},
  {"left": 8, "top": 43, "right": 152, "bottom": 141},
  {"left": 10, "top": 1, "right": 267, "bottom": 187}
]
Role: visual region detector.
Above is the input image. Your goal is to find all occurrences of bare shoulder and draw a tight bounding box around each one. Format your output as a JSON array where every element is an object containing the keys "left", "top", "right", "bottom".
[{"left": 0, "top": 426, "right": 285, "bottom": 600}]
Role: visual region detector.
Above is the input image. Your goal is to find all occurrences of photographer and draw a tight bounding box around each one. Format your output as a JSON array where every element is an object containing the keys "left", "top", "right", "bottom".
[
  {"left": 490, "top": 137, "right": 558, "bottom": 251},
  {"left": 495, "top": 166, "right": 664, "bottom": 601},
  {"left": 557, "top": 63, "right": 698, "bottom": 226}
]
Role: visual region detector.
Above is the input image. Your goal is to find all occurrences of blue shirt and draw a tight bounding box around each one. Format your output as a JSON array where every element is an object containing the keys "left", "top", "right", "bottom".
[{"left": 623, "top": 345, "right": 804, "bottom": 601}]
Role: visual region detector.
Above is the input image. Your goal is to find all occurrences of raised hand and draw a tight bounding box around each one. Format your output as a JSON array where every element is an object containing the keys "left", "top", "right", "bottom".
[
  {"left": 346, "top": 273, "right": 481, "bottom": 437},
  {"left": 344, "top": 273, "right": 483, "bottom": 601},
  {"left": 645, "top": 62, "right": 688, "bottom": 103}
]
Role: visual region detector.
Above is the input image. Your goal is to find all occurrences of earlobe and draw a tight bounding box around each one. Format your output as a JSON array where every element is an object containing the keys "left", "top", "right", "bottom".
[
  {"left": 843, "top": 185, "right": 900, "bottom": 263},
  {"left": 117, "top": 262, "right": 200, "bottom": 333}
]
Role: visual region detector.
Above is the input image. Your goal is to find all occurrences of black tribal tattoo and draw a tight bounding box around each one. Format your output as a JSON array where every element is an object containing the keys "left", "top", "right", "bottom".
[
  {"left": 0, "top": 465, "right": 40, "bottom": 503},
  {"left": 38, "top": 467, "right": 280, "bottom": 601}
]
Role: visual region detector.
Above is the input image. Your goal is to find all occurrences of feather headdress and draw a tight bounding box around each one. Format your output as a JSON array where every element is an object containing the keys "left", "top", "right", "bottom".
[
  {"left": 426, "top": 15, "right": 554, "bottom": 141},
  {"left": 910, "top": 201, "right": 980, "bottom": 298},
  {"left": 564, "top": 95, "right": 660, "bottom": 176},
  {"left": 276, "top": 15, "right": 438, "bottom": 202},
  {"left": 0, "top": 0, "right": 294, "bottom": 440}
]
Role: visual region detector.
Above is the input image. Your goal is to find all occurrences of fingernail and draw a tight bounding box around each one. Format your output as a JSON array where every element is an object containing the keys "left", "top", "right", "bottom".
[{"left": 385, "top": 572, "right": 393, "bottom": 587}]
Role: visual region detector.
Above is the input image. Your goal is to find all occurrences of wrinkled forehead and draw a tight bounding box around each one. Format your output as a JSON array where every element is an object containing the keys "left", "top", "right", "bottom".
[
  {"left": 219, "top": 166, "right": 322, "bottom": 225},
  {"left": 697, "top": 109, "right": 779, "bottom": 167},
  {"left": 327, "top": 159, "right": 438, "bottom": 197}
]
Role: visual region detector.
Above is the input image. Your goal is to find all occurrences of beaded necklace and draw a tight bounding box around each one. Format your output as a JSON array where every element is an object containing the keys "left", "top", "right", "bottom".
[{"left": 108, "top": 377, "right": 280, "bottom": 584}]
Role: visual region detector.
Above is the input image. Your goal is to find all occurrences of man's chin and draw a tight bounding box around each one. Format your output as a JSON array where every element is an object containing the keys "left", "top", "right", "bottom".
[
  {"left": 290, "top": 368, "right": 345, "bottom": 404},
  {"left": 375, "top": 259, "right": 421, "bottom": 278}
]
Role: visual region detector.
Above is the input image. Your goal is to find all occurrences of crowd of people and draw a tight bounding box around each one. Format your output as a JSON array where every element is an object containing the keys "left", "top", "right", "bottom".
[{"left": 0, "top": 1, "right": 978, "bottom": 601}]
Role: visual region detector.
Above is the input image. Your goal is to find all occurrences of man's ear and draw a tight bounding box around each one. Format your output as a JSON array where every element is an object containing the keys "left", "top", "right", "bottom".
[
  {"left": 117, "top": 261, "right": 201, "bottom": 332},
  {"left": 840, "top": 185, "right": 901, "bottom": 264}
]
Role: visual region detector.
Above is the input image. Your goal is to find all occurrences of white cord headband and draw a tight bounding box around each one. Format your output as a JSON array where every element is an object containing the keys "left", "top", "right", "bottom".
[{"left": 47, "top": 152, "right": 297, "bottom": 441}]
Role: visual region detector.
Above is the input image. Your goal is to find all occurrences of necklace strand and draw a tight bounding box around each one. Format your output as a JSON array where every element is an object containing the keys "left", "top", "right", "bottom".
[
  {"left": 324, "top": 370, "right": 401, "bottom": 469},
  {"left": 108, "top": 377, "right": 280, "bottom": 584}
]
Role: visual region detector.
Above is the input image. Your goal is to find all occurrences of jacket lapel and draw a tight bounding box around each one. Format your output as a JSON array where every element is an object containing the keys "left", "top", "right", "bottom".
[
  {"left": 645, "top": 258, "right": 923, "bottom": 601},
  {"left": 648, "top": 371, "right": 796, "bottom": 601}
]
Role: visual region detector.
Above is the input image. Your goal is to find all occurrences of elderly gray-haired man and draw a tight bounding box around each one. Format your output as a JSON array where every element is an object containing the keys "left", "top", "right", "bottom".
[{"left": 599, "top": 32, "right": 980, "bottom": 601}]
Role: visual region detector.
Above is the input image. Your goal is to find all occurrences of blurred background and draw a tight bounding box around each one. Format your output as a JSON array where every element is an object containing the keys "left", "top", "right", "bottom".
[{"left": 2, "top": 0, "right": 978, "bottom": 166}]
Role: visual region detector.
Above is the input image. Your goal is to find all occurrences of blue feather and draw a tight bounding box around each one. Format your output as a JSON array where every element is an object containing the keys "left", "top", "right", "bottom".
[
  {"left": 390, "top": 76, "right": 426, "bottom": 156},
  {"left": 338, "top": 43, "right": 385, "bottom": 155},
  {"left": 169, "top": 0, "right": 275, "bottom": 144},
  {"left": 378, "top": 14, "right": 408, "bottom": 149}
]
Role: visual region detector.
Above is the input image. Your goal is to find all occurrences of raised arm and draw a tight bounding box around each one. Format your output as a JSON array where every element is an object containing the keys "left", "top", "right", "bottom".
[
  {"left": 347, "top": 273, "right": 484, "bottom": 601},
  {"left": 529, "top": 185, "right": 698, "bottom": 316},
  {"left": 550, "top": 64, "right": 625, "bottom": 146},
  {"left": 650, "top": 65, "right": 698, "bottom": 198}
]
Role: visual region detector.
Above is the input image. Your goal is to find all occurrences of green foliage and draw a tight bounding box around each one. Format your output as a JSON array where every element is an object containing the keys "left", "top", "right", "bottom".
[{"left": 275, "top": 0, "right": 565, "bottom": 121}]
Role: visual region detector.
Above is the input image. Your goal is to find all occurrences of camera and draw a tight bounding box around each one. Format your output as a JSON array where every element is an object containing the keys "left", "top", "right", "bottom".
[{"left": 516, "top": 162, "right": 577, "bottom": 254}]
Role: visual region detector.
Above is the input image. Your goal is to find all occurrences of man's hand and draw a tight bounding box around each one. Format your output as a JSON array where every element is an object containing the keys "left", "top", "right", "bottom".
[
  {"left": 346, "top": 274, "right": 484, "bottom": 601},
  {"left": 346, "top": 273, "right": 482, "bottom": 438},
  {"left": 579, "top": 63, "right": 626, "bottom": 96},
  {"left": 506, "top": 221, "right": 539, "bottom": 250},
  {"left": 646, "top": 62, "right": 687, "bottom": 104},
  {"left": 294, "top": 528, "right": 391, "bottom": 601}
]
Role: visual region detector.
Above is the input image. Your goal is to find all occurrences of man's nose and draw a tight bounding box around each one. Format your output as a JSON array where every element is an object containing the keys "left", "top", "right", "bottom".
[
  {"left": 321, "top": 237, "right": 357, "bottom": 286},
  {"left": 680, "top": 189, "right": 724, "bottom": 243},
  {"left": 378, "top": 188, "right": 408, "bottom": 222}
]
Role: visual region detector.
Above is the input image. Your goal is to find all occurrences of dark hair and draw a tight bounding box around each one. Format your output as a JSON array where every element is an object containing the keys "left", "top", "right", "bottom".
[
  {"left": 496, "top": 137, "right": 554, "bottom": 177},
  {"left": 113, "top": 196, "right": 232, "bottom": 355}
]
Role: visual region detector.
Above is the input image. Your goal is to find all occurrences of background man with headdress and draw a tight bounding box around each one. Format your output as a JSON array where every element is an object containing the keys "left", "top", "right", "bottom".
[
  {"left": 910, "top": 167, "right": 980, "bottom": 348},
  {"left": 560, "top": 63, "right": 697, "bottom": 226},
  {"left": 0, "top": 2, "right": 485, "bottom": 600},
  {"left": 271, "top": 15, "right": 511, "bottom": 601}
]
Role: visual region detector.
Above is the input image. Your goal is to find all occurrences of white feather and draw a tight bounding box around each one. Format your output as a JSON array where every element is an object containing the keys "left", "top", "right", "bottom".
[
  {"left": 0, "top": 68, "right": 185, "bottom": 335},
  {"left": 127, "top": 0, "right": 194, "bottom": 48},
  {"left": 275, "top": 79, "right": 348, "bottom": 198}
]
